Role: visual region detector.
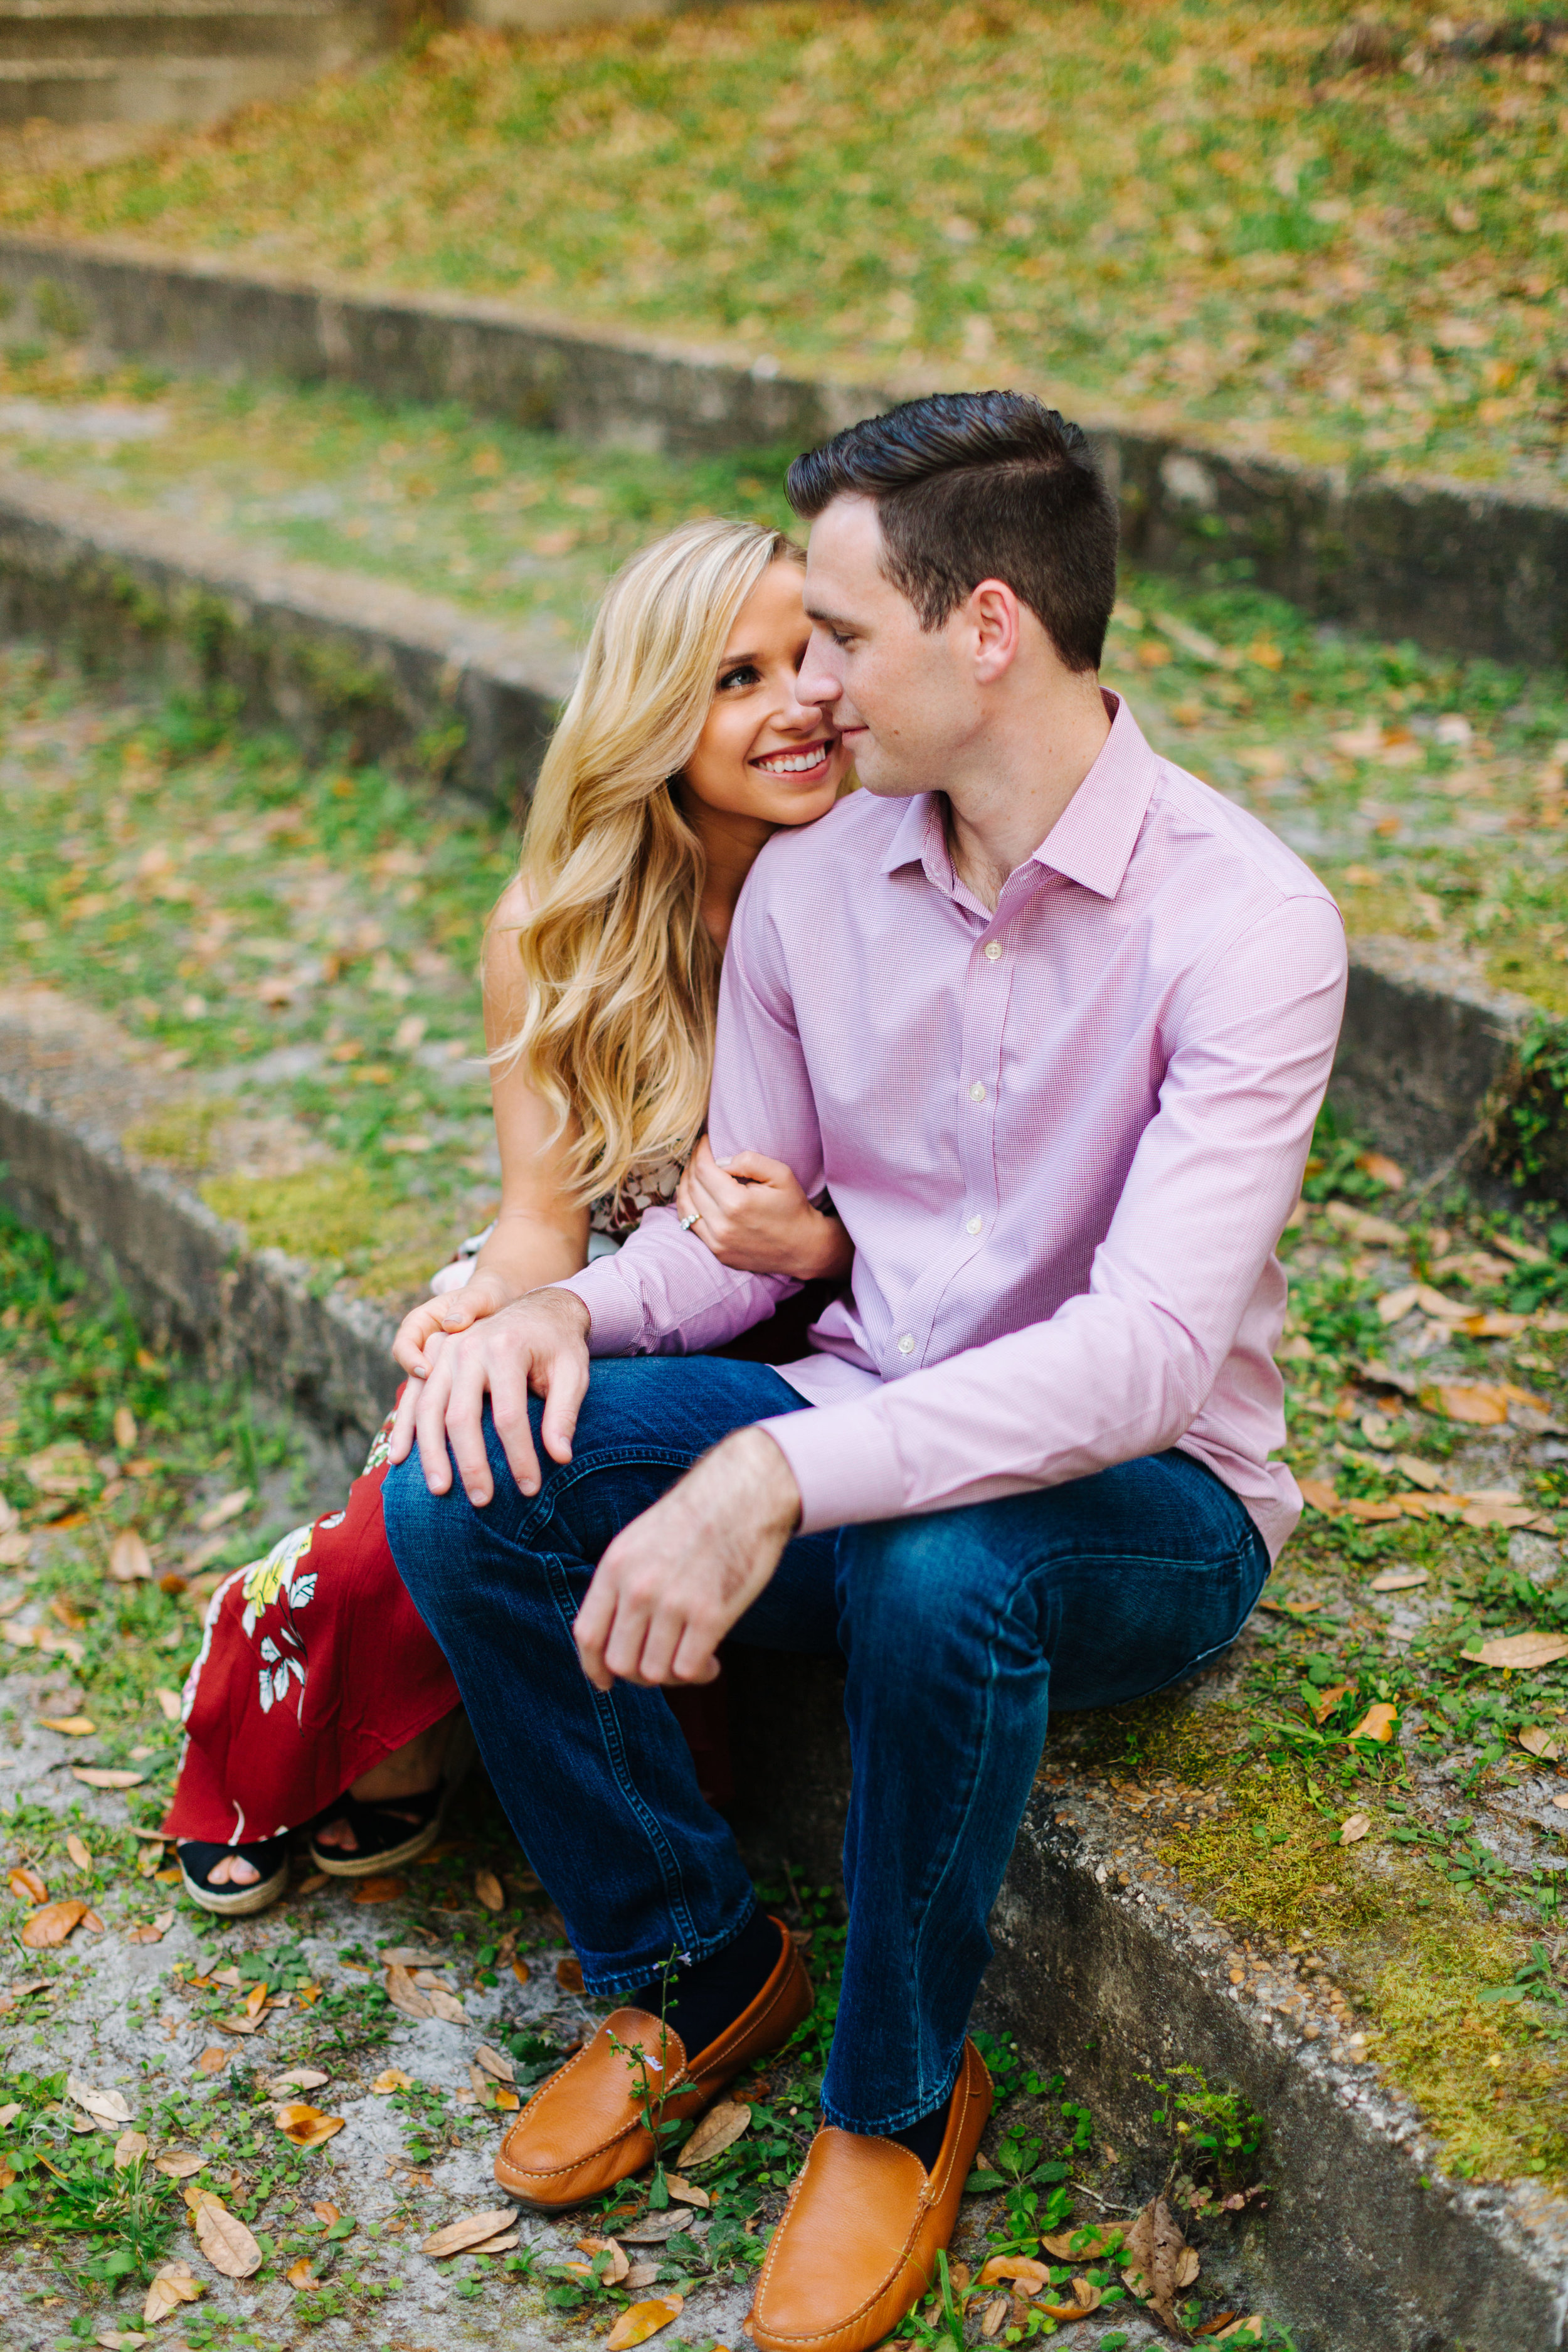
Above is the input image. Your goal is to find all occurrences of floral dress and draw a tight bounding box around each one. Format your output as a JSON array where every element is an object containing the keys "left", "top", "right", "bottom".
[{"left": 162, "top": 1162, "right": 708, "bottom": 1847}]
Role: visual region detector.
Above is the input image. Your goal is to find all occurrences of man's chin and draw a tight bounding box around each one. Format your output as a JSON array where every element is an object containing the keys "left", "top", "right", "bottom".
[{"left": 854, "top": 755, "right": 923, "bottom": 800}]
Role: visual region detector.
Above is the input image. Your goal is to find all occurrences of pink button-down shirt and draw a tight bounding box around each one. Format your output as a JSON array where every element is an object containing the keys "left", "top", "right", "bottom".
[{"left": 560, "top": 696, "right": 1347, "bottom": 1558}]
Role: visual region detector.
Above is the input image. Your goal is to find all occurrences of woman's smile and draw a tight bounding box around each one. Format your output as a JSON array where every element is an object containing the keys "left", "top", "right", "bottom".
[{"left": 750, "top": 737, "right": 839, "bottom": 782}]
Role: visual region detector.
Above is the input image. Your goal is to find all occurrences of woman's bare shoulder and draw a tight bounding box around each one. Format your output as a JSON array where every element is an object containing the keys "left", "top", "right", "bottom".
[{"left": 489, "top": 869, "right": 536, "bottom": 930}]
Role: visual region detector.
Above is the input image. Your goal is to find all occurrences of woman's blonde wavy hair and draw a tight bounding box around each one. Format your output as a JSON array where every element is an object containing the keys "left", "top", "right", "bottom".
[{"left": 497, "top": 516, "right": 805, "bottom": 1209}]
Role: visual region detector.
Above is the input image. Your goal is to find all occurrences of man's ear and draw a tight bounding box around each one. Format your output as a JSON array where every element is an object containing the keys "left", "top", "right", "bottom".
[{"left": 967, "top": 578, "right": 1022, "bottom": 685}]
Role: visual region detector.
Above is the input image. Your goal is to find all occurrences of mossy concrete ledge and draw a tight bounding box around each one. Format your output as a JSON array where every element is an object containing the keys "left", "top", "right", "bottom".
[
  {"left": 0, "top": 231, "right": 1562, "bottom": 664},
  {"left": 0, "top": 467, "right": 573, "bottom": 805}
]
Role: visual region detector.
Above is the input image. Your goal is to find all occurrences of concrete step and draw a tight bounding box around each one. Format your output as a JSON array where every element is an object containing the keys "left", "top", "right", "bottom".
[
  {"left": 0, "top": 0, "right": 382, "bottom": 64},
  {"left": 6, "top": 973, "right": 1568, "bottom": 2348},
  {"left": 0, "top": 229, "right": 1562, "bottom": 667}
]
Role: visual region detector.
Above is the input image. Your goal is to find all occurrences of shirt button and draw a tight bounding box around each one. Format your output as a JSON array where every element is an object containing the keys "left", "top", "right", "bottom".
[
  {"left": 966, "top": 1214, "right": 983, "bottom": 1236},
  {"left": 983, "top": 940, "right": 1003, "bottom": 962},
  {"left": 968, "top": 1079, "right": 987, "bottom": 1103},
  {"left": 896, "top": 1333, "right": 916, "bottom": 1355}
]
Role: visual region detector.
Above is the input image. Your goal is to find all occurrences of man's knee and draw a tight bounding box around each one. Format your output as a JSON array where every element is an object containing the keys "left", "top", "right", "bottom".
[{"left": 840, "top": 1511, "right": 1003, "bottom": 1658}]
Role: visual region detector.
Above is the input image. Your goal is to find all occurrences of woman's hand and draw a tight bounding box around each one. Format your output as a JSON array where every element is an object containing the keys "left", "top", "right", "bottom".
[
  {"left": 393, "top": 1268, "right": 521, "bottom": 1383},
  {"left": 674, "top": 1136, "right": 853, "bottom": 1282}
]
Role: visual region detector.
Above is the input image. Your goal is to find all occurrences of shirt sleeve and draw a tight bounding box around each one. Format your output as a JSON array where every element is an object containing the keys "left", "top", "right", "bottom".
[
  {"left": 761, "top": 892, "right": 1348, "bottom": 1531},
  {"left": 554, "top": 856, "right": 829, "bottom": 1355}
]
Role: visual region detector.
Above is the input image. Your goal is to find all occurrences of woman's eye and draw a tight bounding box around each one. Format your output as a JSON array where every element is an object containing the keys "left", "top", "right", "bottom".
[{"left": 718, "top": 664, "right": 761, "bottom": 691}]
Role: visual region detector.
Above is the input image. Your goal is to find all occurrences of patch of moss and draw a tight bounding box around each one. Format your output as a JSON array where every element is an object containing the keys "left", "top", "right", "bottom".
[
  {"left": 1486, "top": 940, "right": 1568, "bottom": 1019},
  {"left": 1051, "top": 1689, "right": 1568, "bottom": 2183},
  {"left": 124, "top": 1096, "right": 235, "bottom": 1174},
  {"left": 201, "top": 1160, "right": 452, "bottom": 1307}
]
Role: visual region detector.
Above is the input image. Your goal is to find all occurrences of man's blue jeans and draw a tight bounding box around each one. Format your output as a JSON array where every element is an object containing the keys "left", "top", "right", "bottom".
[{"left": 382, "top": 1355, "right": 1269, "bottom": 2134}]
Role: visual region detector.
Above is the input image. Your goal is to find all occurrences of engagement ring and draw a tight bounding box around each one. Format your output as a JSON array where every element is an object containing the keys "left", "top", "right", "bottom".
[{"left": 678, "top": 1211, "right": 701, "bottom": 1230}]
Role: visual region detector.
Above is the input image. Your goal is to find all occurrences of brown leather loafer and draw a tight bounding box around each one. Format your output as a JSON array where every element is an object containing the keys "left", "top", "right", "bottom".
[
  {"left": 748, "top": 2038, "right": 993, "bottom": 2352},
  {"left": 495, "top": 1915, "right": 812, "bottom": 2210}
]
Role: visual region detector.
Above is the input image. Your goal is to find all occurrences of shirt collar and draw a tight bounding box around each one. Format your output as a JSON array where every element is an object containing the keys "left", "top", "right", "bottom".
[{"left": 876, "top": 692, "right": 1160, "bottom": 904}]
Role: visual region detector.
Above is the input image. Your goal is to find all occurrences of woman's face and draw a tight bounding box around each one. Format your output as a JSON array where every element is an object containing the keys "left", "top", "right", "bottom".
[{"left": 678, "top": 560, "right": 850, "bottom": 829}]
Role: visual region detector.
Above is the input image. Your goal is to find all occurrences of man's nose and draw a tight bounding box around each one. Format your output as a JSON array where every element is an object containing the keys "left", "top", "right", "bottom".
[{"left": 797, "top": 627, "right": 842, "bottom": 711}]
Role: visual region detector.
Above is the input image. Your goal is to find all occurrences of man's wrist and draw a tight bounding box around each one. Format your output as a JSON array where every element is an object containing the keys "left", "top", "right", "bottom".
[
  {"left": 722, "top": 1424, "right": 803, "bottom": 1539},
  {"left": 536, "top": 1284, "right": 592, "bottom": 1340}
]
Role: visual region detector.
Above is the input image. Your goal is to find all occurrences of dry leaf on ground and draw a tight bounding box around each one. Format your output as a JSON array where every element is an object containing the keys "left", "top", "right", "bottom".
[
  {"left": 472, "top": 2043, "right": 514, "bottom": 2084},
  {"left": 1463, "top": 1631, "right": 1568, "bottom": 1671},
  {"left": 109, "top": 1533, "right": 154, "bottom": 1584},
  {"left": 22, "top": 1900, "right": 89, "bottom": 1948},
  {"left": 426, "top": 1986, "right": 467, "bottom": 2023},
  {"left": 1213, "top": 2324, "right": 1268, "bottom": 2344},
  {"left": 273, "top": 2103, "right": 344, "bottom": 2148},
  {"left": 1520, "top": 1727, "right": 1562, "bottom": 1761},
  {"left": 980, "top": 2296, "right": 1010, "bottom": 2337},
  {"left": 1042, "top": 2225, "right": 1126, "bottom": 2260},
  {"left": 371, "top": 2067, "right": 413, "bottom": 2093},
  {"left": 152, "top": 2151, "right": 203, "bottom": 2178},
  {"left": 38, "top": 1714, "right": 96, "bottom": 1736},
  {"left": 285, "top": 2257, "right": 319, "bottom": 2291},
  {"left": 978, "top": 2256, "right": 1049, "bottom": 2296},
  {"left": 142, "top": 2261, "right": 203, "bottom": 2324},
  {"left": 195, "top": 2048, "right": 227, "bottom": 2075},
  {"left": 129, "top": 1912, "right": 174, "bottom": 1946},
  {"left": 1123, "top": 2196, "right": 1197, "bottom": 2331},
  {"left": 474, "top": 1868, "right": 504, "bottom": 1911},
  {"left": 384, "top": 1964, "right": 433, "bottom": 2021},
  {"left": 421, "top": 2208, "right": 519, "bottom": 2259},
  {"left": 1340, "top": 1813, "right": 1372, "bottom": 1845},
  {"left": 191, "top": 2190, "right": 263, "bottom": 2279},
  {"left": 662, "top": 2173, "right": 710, "bottom": 2208},
  {"left": 470, "top": 2231, "right": 520, "bottom": 2254},
  {"left": 605, "top": 2296, "right": 685, "bottom": 2351},
  {"left": 8, "top": 1865, "right": 46, "bottom": 1903},
  {"left": 1370, "top": 1570, "right": 1428, "bottom": 1592},
  {"left": 556, "top": 1954, "right": 585, "bottom": 1992},
  {"left": 65, "top": 1833, "right": 92, "bottom": 1871},
  {"left": 1309, "top": 1682, "right": 1350, "bottom": 1725},
  {"left": 270, "top": 2067, "right": 329, "bottom": 2092},
  {"left": 1375, "top": 1285, "right": 1421, "bottom": 1326},
  {"left": 1348, "top": 1703, "right": 1397, "bottom": 1744},
  {"left": 72, "top": 1767, "right": 144, "bottom": 1790},
  {"left": 197, "top": 1489, "right": 252, "bottom": 1533},
  {"left": 1394, "top": 1454, "right": 1446, "bottom": 1492},
  {"left": 681, "top": 2097, "right": 751, "bottom": 2166},
  {"left": 113, "top": 1405, "right": 137, "bottom": 1451},
  {"left": 625, "top": 2261, "right": 661, "bottom": 2291},
  {"left": 1355, "top": 1151, "right": 1405, "bottom": 1189},
  {"left": 1422, "top": 1382, "right": 1509, "bottom": 1426},
  {"left": 577, "top": 2236, "right": 630, "bottom": 2284},
  {"left": 1042, "top": 2279, "right": 1103, "bottom": 2322},
  {"left": 1296, "top": 1478, "right": 1338, "bottom": 1513},
  {"left": 351, "top": 1874, "right": 406, "bottom": 1904},
  {"left": 155, "top": 1688, "right": 181, "bottom": 1722}
]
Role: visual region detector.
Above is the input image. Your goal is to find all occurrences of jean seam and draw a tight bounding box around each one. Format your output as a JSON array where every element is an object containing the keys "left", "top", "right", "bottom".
[
  {"left": 508, "top": 1445, "right": 704, "bottom": 1552},
  {"left": 536, "top": 1544, "right": 705, "bottom": 1964}
]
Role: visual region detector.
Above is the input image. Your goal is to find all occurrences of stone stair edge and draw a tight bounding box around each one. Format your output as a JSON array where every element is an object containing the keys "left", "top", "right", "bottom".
[{"left": 0, "top": 229, "right": 1562, "bottom": 665}]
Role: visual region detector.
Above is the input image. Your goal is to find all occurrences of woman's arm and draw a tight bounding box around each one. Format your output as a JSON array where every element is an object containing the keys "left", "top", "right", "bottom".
[
  {"left": 674, "top": 1136, "right": 854, "bottom": 1283},
  {"left": 393, "top": 876, "right": 590, "bottom": 1380}
]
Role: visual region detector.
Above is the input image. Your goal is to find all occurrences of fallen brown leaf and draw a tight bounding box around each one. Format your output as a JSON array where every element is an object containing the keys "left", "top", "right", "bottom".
[
  {"left": 980, "top": 2296, "right": 1009, "bottom": 2338},
  {"left": 65, "top": 1833, "right": 92, "bottom": 1872},
  {"left": 72, "top": 1767, "right": 145, "bottom": 1790},
  {"left": 1308, "top": 1682, "right": 1350, "bottom": 1725},
  {"left": 681, "top": 2097, "right": 753, "bottom": 2166},
  {"left": 154, "top": 1688, "right": 181, "bottom": 1722},
  {"left": 625, "top": 2261, "right": 661, "bottom": 2291},
  {"left": 21, "top": 1899, "right": 88, "bottom": 1948},
  {"left": 371, "top": 2067, "right": 413, "bottom": 2094},
  {"left": 421, "top": 2208, "right": 519, "bottom": 2259},
  {"left": 1520, "top": 1726, "right": 1562, "bottom": 1761},
  {"left": 1041, "top": 2225, "right": 1126, "bottom": 2261},
  {"left": 1340, "top": 1813, "right": 1372, "bottom": 1845},
  {"left": 978, "top": 2256, "right": 1049, "bottom": 2296},
  {"left": 113, "top": 1405, "right": 137, "bottom": 1451},
  {"left": 556, "top": 1954, "right": 585, "bottom": 1993},
  {"left": 1422, "top": 1382, "right": 1509, "bottom": 1426},
  {"left": 470, "top": 2230, "right": 520, "bottom": 2254},
  {"left": 109, "top": 1532, "right": 154, "bottom": 1584},
  {"left": 1123, "top": 2195, "right": 1195, "bottom": 2333},
  {"left": 196, "top": 1488, "right": 252, "bottom": 1533},
  {"left": 474, "top": 1868, "right": 504, "bottom": 1912},
  {"left": 191, "top": 2189, "right": 262, "bottom": 2279},
  {"left": 129, "top": 1912, "right": 174, "bottom": 1946},
  {"left": 1394, "top": 1454, "right": 1447, "bottom": 1491},
  {"left": 1355, "top": 1150, "right": 1406, "bottom": 1189},
  {"left": 39, "top": 1714, "right": 95, "bottom": 1736},
  {"left": 426, "top": 1986, "right": 467, "bottom": 2023},
  {"left": 577, "top": 2235, "right": 631, "bottom": 2284},
  {"left": 152, "top": 2151, "right": 204, "bottom": 2178},
  {"left": 142, "top": 2260, "right": 203, "bottom": 2324},
  {"left": 1370, "top": 1570, "right": 1428, "bottom": 1592},
  {"left": 1347, "top": 1703, "right": 1397, "bottom": 1744},
  {"left": 1463, "top": 1631, "right": 1568, "bottom": 1671},
  {"left": 1375, "top": 1285, "right": 1421, "bottom": 1327},
  {"left": 663, "top": 2171, "right": 711, "bottom": 2208},
  {"left": 274, "top": 2102, "right": 344, "bottom": 2148},
  {"left": 69, "top": 2076, "right": 134, "bottom": 2127},
  {"left": 114, "top": 2130, "right": 148, "bottom": 2168},
  {"left": 286, "top": 2257, "right": 319, "bottom": 2291},
  {"left": 472, "top": 2043, "right": 514, "bottom": 2084},
  {"left": 605, "top": 2296, "right": 685, "bottom": 2351},
  {"left": 351, "top": 1874, "right": 406, "bottom": 1905},
  {"left": 8, "top": 1865, "right": 46, "bottom": 1903},
  {"left": 1042, "top": 2278, "right": 1103, "bottom": 2323},
  {"left": 384, "top": 1964, "right": 433, "bottom": 2020},
  {"left": 194, "top": 2049, "right": 227, "bottom": 2075},
  {"left": 1296, "top": 1477, "right": 1339, "bottom": 1513},
  {"left": 270, "top": 2067, "right": 330, "bottom": 2092}
]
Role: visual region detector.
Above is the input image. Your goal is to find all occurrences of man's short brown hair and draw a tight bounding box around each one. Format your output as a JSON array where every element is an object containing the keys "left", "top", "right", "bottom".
[{"left": 785, "top": 391, "right": 1118, "bottom": 674}]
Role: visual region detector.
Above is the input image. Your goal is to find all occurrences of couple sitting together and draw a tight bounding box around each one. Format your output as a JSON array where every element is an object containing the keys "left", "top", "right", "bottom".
[{"left": 165, "top": 390, "right": 1345, "bottom": 2351}]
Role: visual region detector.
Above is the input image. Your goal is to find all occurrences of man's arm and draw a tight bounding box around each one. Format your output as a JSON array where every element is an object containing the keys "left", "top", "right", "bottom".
[{"left": 760, "top": 893, "right": 1347, "bottom": 1532}]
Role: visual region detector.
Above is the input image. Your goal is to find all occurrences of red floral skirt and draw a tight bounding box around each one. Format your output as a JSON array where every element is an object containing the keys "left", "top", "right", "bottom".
[{"left": 163, "top": 1406, "right": 732, "bottom": 1846}]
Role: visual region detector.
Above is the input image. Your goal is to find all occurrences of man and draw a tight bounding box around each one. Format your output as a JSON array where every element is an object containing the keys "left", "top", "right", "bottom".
[{"left": 383, "top": 391, "right": 1346, "bottom": 2352}]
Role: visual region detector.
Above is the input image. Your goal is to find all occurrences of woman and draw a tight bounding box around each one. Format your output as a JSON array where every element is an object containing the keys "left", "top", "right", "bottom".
[{"left": 167, "top": 517, "right": 854, "bottom": 1915}]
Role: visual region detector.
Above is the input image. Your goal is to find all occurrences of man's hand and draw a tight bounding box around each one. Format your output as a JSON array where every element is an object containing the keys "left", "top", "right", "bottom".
[
  {"left": 573, "top": 1428, "right": 802, "bottom": 1690},
  {"left": 387, "top": 1286, "right": 591, "bottom": 1508}
]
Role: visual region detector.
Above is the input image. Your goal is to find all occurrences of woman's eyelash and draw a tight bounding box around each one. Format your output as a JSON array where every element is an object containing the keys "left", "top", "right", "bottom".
[{"left": 719, "top": 664, "right": 761, "bottom": 690}]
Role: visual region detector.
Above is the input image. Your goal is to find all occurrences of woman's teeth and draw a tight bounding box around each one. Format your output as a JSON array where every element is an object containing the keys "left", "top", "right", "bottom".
[{"left": 755, "top": 745, "right": 828, "bottom": 775}]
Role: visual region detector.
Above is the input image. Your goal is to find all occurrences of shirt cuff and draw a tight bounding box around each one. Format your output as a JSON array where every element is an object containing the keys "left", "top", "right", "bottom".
[
  {"left": 760, "top": 1399, "right": 907, "bottom": 1534},
  {"left": 552, "top": 1262, "right": 644, "bottom": 1355}
]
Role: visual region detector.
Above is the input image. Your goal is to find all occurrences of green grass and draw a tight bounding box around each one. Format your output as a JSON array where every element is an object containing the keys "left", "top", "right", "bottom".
[{"left": 1, "top": 1, "right": 1564, "bottom": 488}]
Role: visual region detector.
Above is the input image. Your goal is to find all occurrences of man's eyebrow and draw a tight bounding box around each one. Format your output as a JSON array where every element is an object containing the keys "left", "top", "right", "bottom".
[{"left": 803, "top": 599, "right": 857, "bottom": 628}]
